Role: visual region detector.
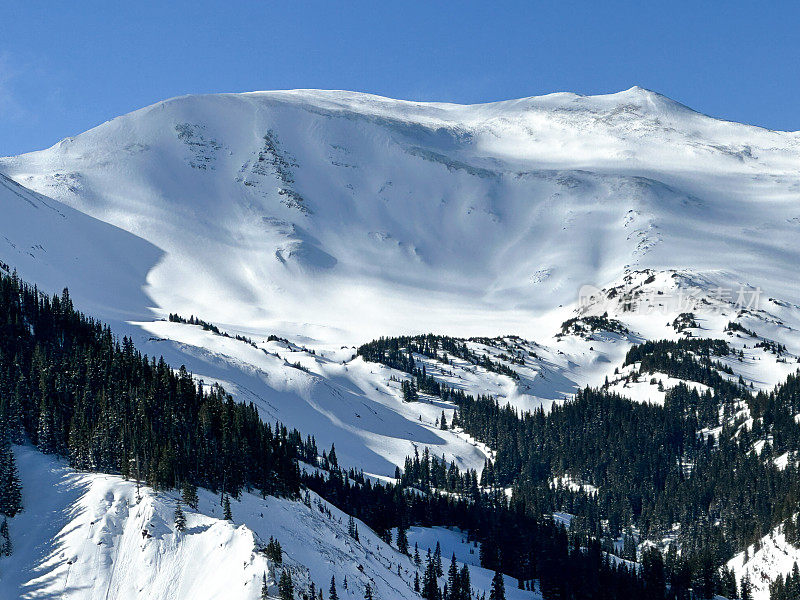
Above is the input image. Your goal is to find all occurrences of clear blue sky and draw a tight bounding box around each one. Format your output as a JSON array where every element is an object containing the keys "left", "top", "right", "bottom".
[{"left": 1, "top": 1, "right": 798, "bottom": 156}]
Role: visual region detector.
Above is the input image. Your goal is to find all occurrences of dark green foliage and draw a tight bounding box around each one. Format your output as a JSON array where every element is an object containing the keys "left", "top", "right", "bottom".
[
  {"left": 0, "top": 517, "right": 10, "bottom": 556},
  {"left": 0, "top": 444, "right": 22, "bottom": 517},
  {"left": 223, "top": 494, "right": 232, "bottom": 521},
  {"left": 489, "top": 570, "right": 505, "bottom": 600},
  {"left": 358, "top": 334, "right": 519, "bottom": 381},
  {"left": 278, "top": 569, "right": 293, "bottom": 600},
  {"left": 181, "top": 481, "right": 198, "bottom": 510},
  {"left": 0, "top": 271, "right": 304, "bottom": 499},
  {"left": 559, "top": 315, "right": 629, "bottom": 337},
  {"left": 174, "top": 502, "right": 186, "bottom": 532},
  {"left": 396, "top": 524, "right": 408, "bottom": 555},
  {"left": 264, "top": 536, "right": 282, "bottom": 564},
  {"left": 261, "top": 572, "right": 269, "bottom": 600}
]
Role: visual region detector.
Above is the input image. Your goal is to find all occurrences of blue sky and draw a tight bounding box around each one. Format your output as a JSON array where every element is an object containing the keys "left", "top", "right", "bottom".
[{"left": 1, "top": 1, "right": 798, "bottom": 155}]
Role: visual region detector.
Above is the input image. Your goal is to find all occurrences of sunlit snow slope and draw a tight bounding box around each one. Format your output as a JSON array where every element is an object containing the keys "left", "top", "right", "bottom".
[{"left": 2, "top": 87, "right": 799, "bottom": 343}]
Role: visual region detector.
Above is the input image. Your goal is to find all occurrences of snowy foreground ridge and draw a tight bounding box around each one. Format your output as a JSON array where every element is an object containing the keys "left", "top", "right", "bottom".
[
  {"left": 4, "top": 448, "right": 530, "bottom": 600},
  {"left": 0, "top": 87, "right": 800, "bottom": 598}
]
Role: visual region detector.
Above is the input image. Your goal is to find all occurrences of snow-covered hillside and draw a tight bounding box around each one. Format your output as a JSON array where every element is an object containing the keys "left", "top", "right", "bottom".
[
  {"left": 2, "top": 447, "right": 532, "bottom": 600},
  {"left": 1, "top": 87, "right": 799, "bottom": 343},
  {"left": 1, "top": 87, "right": 799, "bottom": 478}
]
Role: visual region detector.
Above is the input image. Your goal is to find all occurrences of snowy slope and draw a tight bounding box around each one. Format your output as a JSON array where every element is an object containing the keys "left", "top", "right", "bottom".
[
  {"left": 1, "top": 87, "right": 799, "bottom": 344},
  {"left": 1, "top": 447, "right": 531, "bottom": 600},
  {"left": 728, "top": 523, "right": 800, "bottom": 600}
]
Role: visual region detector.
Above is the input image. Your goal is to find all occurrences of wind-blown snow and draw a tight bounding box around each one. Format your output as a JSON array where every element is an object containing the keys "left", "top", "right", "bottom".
[{"left": 2, "top": 87, "right": 800, "bottom": 477}]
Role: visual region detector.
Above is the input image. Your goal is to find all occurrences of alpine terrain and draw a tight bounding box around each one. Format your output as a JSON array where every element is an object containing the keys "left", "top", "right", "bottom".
[{"left": 1, "top": 87, "right": 799, "bottom": 600}]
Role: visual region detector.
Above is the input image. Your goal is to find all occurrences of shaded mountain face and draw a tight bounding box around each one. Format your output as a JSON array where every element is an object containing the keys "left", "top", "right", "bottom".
[{"left": 1, "top": 87, "right": 798, "bottom": 343}]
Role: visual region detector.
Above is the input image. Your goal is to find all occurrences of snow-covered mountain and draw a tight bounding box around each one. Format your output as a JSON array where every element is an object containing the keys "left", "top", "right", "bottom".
[
  {"left": 2, "top": 87, "right": 800, "bottom": 598},
  {"left": 2, "top": 86, "right": 799, "bottom": 474},
  {"left": 2, "top": 87, "right": 799, "bottom": 343}
]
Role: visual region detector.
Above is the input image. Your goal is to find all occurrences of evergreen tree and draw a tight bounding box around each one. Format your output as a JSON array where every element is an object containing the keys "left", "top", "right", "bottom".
[
  {"left": 364, "top": 582, "right": 373, "bottom": 599},
  {"left": 448, "top": 553, "right": 458, "bottom": 592},
  {"left": 261, "top": 572, "right": 270, "bottom": 600},
  {"left": 422, "top": 551, "right": 441, "bottom": 600},
  {"left": 0, "top": 517, "right": 10, "bottom": 556},
  {"left": 223, "top": 494, "right": 232, "bottom": 521},
  {"left": 0, "top": 445, "right": 22, "bottom": 517},
  {"left": 641, "top": 546, "right": 665, "bottom": 599},
  {"left": 740, "top": 574, "right": 753, "bottom": 600},
  {"left": 181, "top": 481, "right": 198, "bottom": 510},
  {"left": 328, "top": 444, "right": 338, "bottom": 470},
  {"left": 396, "top": 525, "right": 409, "bottom": 555},
  {"left": 434, "top": 541, "right": 443, "bottom": 577},
  {"left": 489, "top": 570, "right": 504, "bottom": 600},
  {"left": 458, "top": 565, "right": 471, "bottom": 600},
  {"left": 278, "top": 569, "right": 294, "bottom": 600},
  {"left": 174, "top": 502, "right": 186, "bottom": 532},
  {"left": 329, "top": 575, "right": 338, "bottom": 600}
]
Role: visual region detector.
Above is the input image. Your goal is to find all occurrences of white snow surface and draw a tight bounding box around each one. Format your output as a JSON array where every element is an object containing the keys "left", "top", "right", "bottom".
[
  {"left": 2, "top": 446, "right": 457, "bottom": 600},
  {"left": 2, "top": 87, "right": 799, "bottom": 343}
]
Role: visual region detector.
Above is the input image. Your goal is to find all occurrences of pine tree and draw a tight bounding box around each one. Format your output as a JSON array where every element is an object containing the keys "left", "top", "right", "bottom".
[
  {"left": 440, "top": 411, "right": 448, "bottom": 430},
  {"left": 0, "top": 445, "right": 22, "bottom": 517},
  {"left": 396, "top": 525, "right": 409, "bottom": 555},
  {"left": 489, "top": 570, "right": 505, "bottom": 600},
  {"left": 740, "top": 574, "right": 753, "bottom": 600},
  {"left": 0, "top": 517, "right": 11, "bottom": 556},
  {"left": 458, "top": 565, "right": 471, "bottom": 600},
  {"left": 329, "top": 575, "right": 339, "bottom": 600},
  {"left": 434, "top": 541, "right": 443, "bottom": 577},
  {"left": 422, "top": 551, "right": 440, "bottom": 600},
  {"left": 414, "top": 542, "right": 421, "bottom": 567},
  {"left": 364, "top": 582, "right": 373, "bottom": 599},
  {"left": 278, "top": 569, "right": 294, "bottom": 600},
  {"left": 181, "top": 481, "right": 198, "bottom": 509},
  {"left": 414, "top": 571, "right": 420, "bottom": 593},
  {"left": 223, "top": 494, "right": 232, "bottom": 521},
  {"left": 348, "top": 515, "right": 357, "bottom": 538},
  {"left": 174, "top": 502, "right": 186, "bottom": 532},
  {"left": 447, "top": 553, "right": 459, "bottom": 596},
  {"left": 641, "top": 546, "right": 665, "bottom": 599},
  {"left": 328, "top": 444, "right": 338, "bottom": 470}
]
